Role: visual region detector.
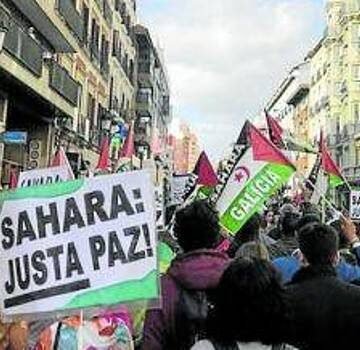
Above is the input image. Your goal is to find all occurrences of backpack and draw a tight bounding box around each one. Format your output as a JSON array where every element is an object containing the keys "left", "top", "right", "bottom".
[
  {"left": 175, "top": 287, "right": 239, "bottom": 350},
  {"left": 177, "top": 288, "right": 211, "bottom": 348}
]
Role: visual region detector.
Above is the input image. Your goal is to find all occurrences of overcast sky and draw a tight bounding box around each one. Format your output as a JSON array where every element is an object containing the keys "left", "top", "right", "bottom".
[{"left": 138, "top": 0, "right": 326, "bottom": 162}]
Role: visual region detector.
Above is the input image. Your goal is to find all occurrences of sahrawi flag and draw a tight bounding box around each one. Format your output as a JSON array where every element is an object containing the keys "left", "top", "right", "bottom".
[
  {"left": 216, "top": 123, "right": 296, "bottom": 235},
  {"left": 320, "top": 131, "right": 345, "bottom": 188},
  {"left": 265, "top": 111, "right": 316, "bottom": 154}
]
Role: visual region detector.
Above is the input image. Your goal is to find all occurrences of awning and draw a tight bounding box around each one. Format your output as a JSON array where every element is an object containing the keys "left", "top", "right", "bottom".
[{"left": 9, "top": 0, "right": 75, "bottom": 53}]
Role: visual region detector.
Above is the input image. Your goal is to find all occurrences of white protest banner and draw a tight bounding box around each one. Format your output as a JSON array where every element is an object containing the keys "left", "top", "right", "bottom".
[
  {"left": 0, "top": 170, "right": 158, "bottom": 318},
  {"left": 350, "top": 191, "right": 360, "bottom": 220},
  {"left": 170, "top": 174, "right": 191, "bottom": 205},
  {"left": 155, "top": 186, "right": 165, "bottom": 231},
  {"left": 18, "top": 166, "right": 70, "bottom": 188}
]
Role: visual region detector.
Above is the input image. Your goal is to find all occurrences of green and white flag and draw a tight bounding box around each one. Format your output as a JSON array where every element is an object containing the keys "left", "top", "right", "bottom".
[
  {"left": 216, "top": 124, "right": 296, "bottom": 235},
  {"left": 0, "top": 170, "right": 158, "bottom": 319}
]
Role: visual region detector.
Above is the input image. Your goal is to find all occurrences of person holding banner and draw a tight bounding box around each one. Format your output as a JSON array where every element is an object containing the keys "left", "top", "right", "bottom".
[{"left": 141, "top": 200, "right": 229, "bottom": 350}]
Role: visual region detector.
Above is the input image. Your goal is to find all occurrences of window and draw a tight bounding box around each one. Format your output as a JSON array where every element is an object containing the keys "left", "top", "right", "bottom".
[
  {"left": 354, "top": 103, "right": 360, "bottom": 123},
  {"left": 0, "top": 92, "right": 7, "bottom": 123},
  {"left": 356, "top": 145, "right": 360, "bottom": 165},
  {"left": 82, "top": 5, "right": 89, "bottom": 43},
  {"left": 87, "top": 94, "right": 96, "bottom": 130},
  {"left": 353, "top": 65, "right": 360, "bottom": 81},
  {"left": 335, "top": 82, "right": 342, "bottom": 95},
  {"left": 352, "top": 24, "right": 360, "bottom": 43}
]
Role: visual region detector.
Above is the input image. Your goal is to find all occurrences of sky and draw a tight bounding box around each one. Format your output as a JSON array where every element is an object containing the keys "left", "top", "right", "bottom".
[{"left": 137, "top": 0, "right": 327, "bottom": 162}]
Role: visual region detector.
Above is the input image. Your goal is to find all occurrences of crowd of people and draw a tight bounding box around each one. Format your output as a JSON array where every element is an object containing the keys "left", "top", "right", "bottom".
[
  {"left": 142, "top": 198, "right": 360, "bottom": 350},
  {"left": 2, "top": 195, "right": 360, "bottom": 350}
]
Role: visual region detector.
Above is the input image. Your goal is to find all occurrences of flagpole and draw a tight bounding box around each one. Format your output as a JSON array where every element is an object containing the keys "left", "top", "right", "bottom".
[{"left": 304, "top": 177, "right": 344, "bottom": 218}]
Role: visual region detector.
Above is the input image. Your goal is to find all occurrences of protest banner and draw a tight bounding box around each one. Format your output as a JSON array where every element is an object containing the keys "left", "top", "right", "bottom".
[
  {"left": 155, "top": 185, "right": 165, "bottom": 231},
  {"left": 350, "top": 191, "right": 360, "bottom": 220},
  {"left": 216, "top": 125, "right": 296, "bottom": 235},
  {"left": 18, "top": 166, "right": 70, "bottom": 188},
  {"left": 170, "top": 174, "right": 191, "bottom": 205},
  {"left": 0, "top": 170, "right": 158, "bottom": 318}
]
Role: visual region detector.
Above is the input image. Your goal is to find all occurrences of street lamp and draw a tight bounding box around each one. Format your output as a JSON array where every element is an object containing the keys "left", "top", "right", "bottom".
[{"left": 0, "top": 7, "right": 9, "bottom": 53}]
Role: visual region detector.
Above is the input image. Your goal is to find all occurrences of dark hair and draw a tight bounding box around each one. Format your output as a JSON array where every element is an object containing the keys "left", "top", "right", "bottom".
[
  {"left": 227, "top": 213, "right": 261, "bottom": 258},
  {"left": 173, "top": 200, "right": 220, "bottom": 252},
  {"left": 280, "top": 213, "right": 298, "bottom": 238},
  {"left": 207, "top": 258, "right": 288, "bottom": 345},
  {"left": 298, "top": 223, "right": 339, "bottom": 265},
  {"left": 296, "top": 213, "right": 321, "bottom": 231},
  {"left": 329, "top": 219, "right": 348, "bottom": 249}
]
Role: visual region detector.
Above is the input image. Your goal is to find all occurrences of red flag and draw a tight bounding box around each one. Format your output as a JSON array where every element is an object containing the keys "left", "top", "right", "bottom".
[
  {"left": 119, "top": 124, "right": 135, "bottom": 158},
  {"left": 249, "top": 123, "right": 295, "bottom": 168},
  {"left": 320, "top": 130, "right": 344, "bottom": 187},
  {"left": 265, "top": 111, "right": 285, "bottom": 148},
  {"left": 96, "top": 136, "right": 111, "bottom": 171},
  {"left": 9, "top": 167, "right": 18, "bottom": 189},
  {"left": 51, "top": 146, "right": 75, "bottom": 180},
  {"left": 151, "top": 129, "right": 163, "bottom": 156},
  {"left": 193, "top": 151, "right": 218, "bottom": 186}
]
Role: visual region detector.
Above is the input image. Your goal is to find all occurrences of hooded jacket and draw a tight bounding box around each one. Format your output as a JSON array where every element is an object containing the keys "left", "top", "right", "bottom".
[
  {"left": 141, "top": 249, "right": 229, "bottom": 350},
  {"left": 287, "top": 265, "right": 360, "bottom": 350}
]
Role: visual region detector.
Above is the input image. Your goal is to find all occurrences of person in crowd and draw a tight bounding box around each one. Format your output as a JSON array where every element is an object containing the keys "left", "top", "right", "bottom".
[
  {"left": 228, "top": 213, "right": 274, "bottom": 259},
  {"left": 268, "top": 212, "right": 299, "bottom": 259},
  {"left": 287, "top": 222, "right": 360, "bottom": 350},
  {"left": 235, "top": 241, "right": 270, "bottom": 261},
  {"left": 191, "top": 258, "right": 290, "bottom": 350},
  {"left": 227, "top": 214, "right": 261, "bottom": 258},
  {"left": 274, "top": 215, "right": 360, "bottom": 284},
  {"left": 140, "top": 200, "right": 229, "bottom": 350}
]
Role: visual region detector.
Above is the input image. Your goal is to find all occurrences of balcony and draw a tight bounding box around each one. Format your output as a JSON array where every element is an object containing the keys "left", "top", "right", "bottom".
[
  {"left": 100, "top": 60, "right": 110, "bottom": 80},
  {"left": 90, "top": 42, "right": 100, "bottom": 63},
  {"left": 57, "top": 0, "right": 84, "bottom": 43},
  {"left": 3, "top": 23, "right": 43, "bottom": 76},
  {"left": 103, "top": 0, "right": 113, "bottom": 27},
  {"left": 49, "top": 62, "right": 80, "bottom": 106},
  {"left": 136, "top": 91, "right": 155, "bottom": 118},
  {"left": 138, "top": 61, "right": 153, "bottom": 87}
]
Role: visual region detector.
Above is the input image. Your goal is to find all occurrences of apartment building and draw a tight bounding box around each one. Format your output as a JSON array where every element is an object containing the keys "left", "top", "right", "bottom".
[{"left": 0, "top": 0, "right": 137, "bottom": 185}]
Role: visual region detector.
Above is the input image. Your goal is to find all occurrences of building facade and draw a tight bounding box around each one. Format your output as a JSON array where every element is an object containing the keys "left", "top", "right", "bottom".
[
  {"left": 171, "top": 122, "right": 200, "bottom": 174},
  {"left": 134, "top": 24, "right": 172, "bottom": 183},
  {"left": 0, "top": 0, "right": 137, "bottom": 186},
  {"left": 323, "top": 0, "right": 360, "bottom": 181}
]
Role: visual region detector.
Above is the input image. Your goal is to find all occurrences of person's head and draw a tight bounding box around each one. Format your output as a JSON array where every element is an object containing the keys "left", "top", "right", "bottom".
[
  {"left": 296, "top": 213, "right": 321, "bottom": 232},
  {"left": 279, "top": 212, "right": 298, "bottom": 238},
  {"left": 208, "top": 258, "right": 288, "bottom": 345},
  {"left": 265, "top": 210, "right": 275, "bottom": 225},
  {"left": 173, "top": 200, "right": 220, "bottom": 252},
  {"left": 235, "top": 242, "right": 270, "bottom": 261},
  {"left": 227, "top": 213, "right": 261, "bottom": 258},
  {"left": 329, "top": 219, "right": 348, "bottom": 249},
  {"left": 298, "top": 223, "right": 339, "bottom": 266}
]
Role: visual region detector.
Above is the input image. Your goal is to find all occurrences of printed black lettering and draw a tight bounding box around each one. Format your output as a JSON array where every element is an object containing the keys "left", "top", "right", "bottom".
[
  {"left": 63, "top": 197, "right": 86, "bottom": 232},
  {"left": 2, "top": 217, "right": 14, "bottom": 250},
  {"left": 17, "top": 211, "right": 36, "bottom": 246},
  {"left": 110, "top": 185, "right": 135, "bottom": 219},
  {"left": 15, "top": 255, "right": 30, "bottom": 290},
  {"left": 46, "top": 245, "right": 64, "bottom": 280},
  {"left": 66, "top": 242, "right": 84, "bottom": 278},
  {"left": 5, "top": 260, "right": 15, "bottom": 294},
  {"left": 84, "top": 191, "right": 109, "bottom": 225},
  {"left": 31, "top": 250, "right": 47, "bottom": 285},
  {"left": 36, "top": 203, "right": 60, "bottom": 238},
  {"left": 108, "top": 231, "right": 128, "bottom": 266},
  {"left": 124, "top": 226, "right": 145, "bottom": 262},
  {"left": 89, "top": 235, "right": 105, "bottom": 270}
]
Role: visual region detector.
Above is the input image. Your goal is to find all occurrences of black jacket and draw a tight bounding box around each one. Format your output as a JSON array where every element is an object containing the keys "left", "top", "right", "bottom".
[{"left": 287, "top": 265, "right": 360, "bottom": 350}]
